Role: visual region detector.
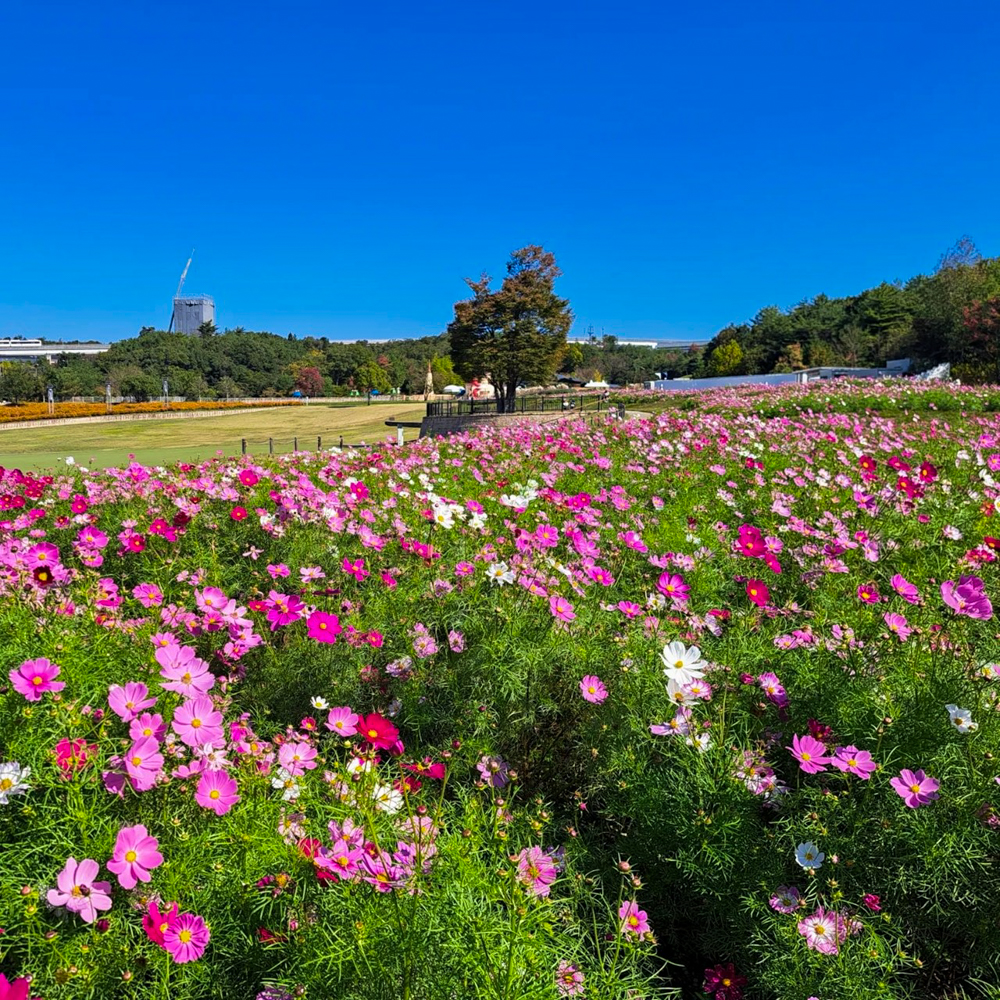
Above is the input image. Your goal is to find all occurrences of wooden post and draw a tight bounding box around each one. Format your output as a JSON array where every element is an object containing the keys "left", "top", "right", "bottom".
[
  {"left": 339, "top": 435, "right": 344, "bottom": 448},
  {"left": 268, "top": 438, "right": 273, "bottom": 454},
  {"left": 317, "top": 435, "right": 322, "bottom": 451},
  {"left": 293, "top": 437, "right": 298, "bottom": 452},
  {"left": 241, "top": 438, "right": 247, "bottom": 455}
]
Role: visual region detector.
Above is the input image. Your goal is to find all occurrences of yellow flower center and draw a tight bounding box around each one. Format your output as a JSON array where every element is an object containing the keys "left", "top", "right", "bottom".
[
  {"left": 179, "top": 929, "right": 192, "bottom": 943},
  {"left": 125, "top": 850, "right": 137, "bottom": 863},
  {"left": 132, "top": 756, "right": 143, "bottom": 767},
  {"left": 31, "top": 676, "right": 43, "bottom": 686},
  {"left": 910, "top": 783, "right": 921, "bottom": 793},
  {"left": 0, "top": 778, "right": 12, "bottom": 791},
  {"left": 191, "top": 718, "right": 202, "bottom": 728},
  {"left": 210, "top": 789, "right": 220, "bottom": 799}
]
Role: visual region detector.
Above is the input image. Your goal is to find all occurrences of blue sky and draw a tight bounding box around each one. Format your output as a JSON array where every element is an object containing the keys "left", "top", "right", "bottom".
[{"left": 1, "top": 1, "right": 998, "bottom": 344}]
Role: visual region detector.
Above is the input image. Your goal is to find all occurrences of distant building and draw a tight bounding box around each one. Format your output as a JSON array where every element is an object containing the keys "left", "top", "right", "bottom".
[
  {"left": 0, "top": 338, "right": 109, "bottom": 363},
  {"left": 173, "top": 295, "right": 215, "bottom": 335}
]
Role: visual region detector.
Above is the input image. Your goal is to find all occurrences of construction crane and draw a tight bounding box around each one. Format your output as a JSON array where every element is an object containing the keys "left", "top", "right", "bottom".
[{"left": 167, "top": 250, "right": 195, "bottom": 332}]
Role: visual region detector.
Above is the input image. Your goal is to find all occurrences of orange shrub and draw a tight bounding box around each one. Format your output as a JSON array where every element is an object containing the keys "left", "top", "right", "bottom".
[{"left": 0, "top": 400, "right": 302, "bottom": 424}]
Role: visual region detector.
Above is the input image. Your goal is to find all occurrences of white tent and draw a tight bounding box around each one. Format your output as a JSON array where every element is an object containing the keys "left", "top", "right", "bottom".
[{"left": 442, "top": 384, "right": 466, "bottom": 395}]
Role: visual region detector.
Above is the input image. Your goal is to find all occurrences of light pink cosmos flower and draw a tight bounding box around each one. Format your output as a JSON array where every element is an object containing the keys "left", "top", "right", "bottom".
[
  {"left": 47, "top": 857, "right": 113, "bottom": 923},
  {"left": 768, "top": 885, "right": 802, "bottom": 913},
  {"left": 556, "top": 960, "right": 585, "bottom": 996},
  {"left": 107, "top": 681, "right": 157, "bottom": 722},
  {"left": 107, "top": 824, "right": 164, "bottom": 889},
  {"left": 125, "top": 736, "right": 165, "bottom": 791},
  {"left": 172, "top": 696, "right": 224, "bottom": 749},
  {"left": 579, "top": 675, "right": 608, "bottom": 704},
  {"left": 156, "top": 644, "right": 215, "bottom": 698},
  {"left": 278, "top": 742, "right": 318, "bottom": 776},
  {"left": 132, "top": 583, "right": 164, "bottom": 608},
  {"left": 195, "top": 770, "right": 240, "bottom": 815},
  {"left": 9, "top": 658, "right": 64, "bottom": 702},
  {"left": 163, "top": 912, "right": 210, "bottom": 963},
  {"left": 883, "top": 612, "right": 913, "bottom": 641},
  {"left": 890, "top": 768, "right": 940, "bottom": 808},
  {"left": 129, "top": 712, "right": 167, "bottom": 742},
  {"left": 797, "top": 906, "right": 845, "bottom": 955},
  {"left": 619, "top": 900, "right": 650, "bottom": 936},
  {"left": 514, "top": 846, "right": 559, "bottom": 897},
  {"left": 830, "top": 745, "right": 877, "bottom": 780},
  {"left": 325, "top": 706, "right": 359, "bottom": 736},
  {"left": 788, "top": 734, "right": 832, "bottom": 774},
  {"left": 941, "top": 576, "right": 993, "bottom": 620}
]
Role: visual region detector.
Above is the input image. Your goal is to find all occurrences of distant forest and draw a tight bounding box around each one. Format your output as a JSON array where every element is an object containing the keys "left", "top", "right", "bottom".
[{"left": 2, "top": 237, "right": 999, "bottom": 402}]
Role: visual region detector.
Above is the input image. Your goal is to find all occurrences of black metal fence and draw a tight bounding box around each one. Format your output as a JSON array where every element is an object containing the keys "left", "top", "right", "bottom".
[{"left": 426, "top": 394, "right": 610, "bottom": 418}]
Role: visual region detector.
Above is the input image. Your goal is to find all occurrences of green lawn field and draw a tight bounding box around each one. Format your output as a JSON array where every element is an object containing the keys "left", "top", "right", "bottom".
[{"left": 0, "top": 402, "right": 427, "bottom": 471}]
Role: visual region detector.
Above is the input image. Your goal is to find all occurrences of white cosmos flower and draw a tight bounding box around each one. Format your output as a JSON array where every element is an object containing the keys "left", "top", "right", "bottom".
[
  {"left": 946, "top": 704, "right": 978, "bottom": 733},
  {"left": 661, "top": 641, "right": 706, "bottom": 686},
  {"left": 795, "top": 842, "right": 825, "bottom": 869},
  {"left": 271, "top": 768, "right": 301, "bottom": 801},
  {"left": 665, "top": 677, "right": 698, "bottom": 707},
  {"left": 685, "top": 732, "right": 711, "bottom": 752},
  {"left": 311, "top": 696, "right": 330, "bottom": 711},
  {"left": 485, "top": 562, "right": 514, "bottom": 585},
  {"left": 373, "top": 783, "right": 403, "bottom": 814},
  {"left": 0, "top": 762, "right": 31, "bottom": 804}
]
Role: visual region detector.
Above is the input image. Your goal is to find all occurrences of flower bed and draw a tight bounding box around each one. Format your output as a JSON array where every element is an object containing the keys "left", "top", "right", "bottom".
[
  {"left": 1, "top": 388, "right": 999, "bottom": 999},
  {"left": 0, "top": 400, "right": 302, "bottom": 423}
]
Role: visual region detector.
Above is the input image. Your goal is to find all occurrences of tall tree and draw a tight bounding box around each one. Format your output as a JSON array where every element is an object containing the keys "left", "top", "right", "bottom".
[{"left": 448, "top": 246, "right": 572, "bottom": 413}]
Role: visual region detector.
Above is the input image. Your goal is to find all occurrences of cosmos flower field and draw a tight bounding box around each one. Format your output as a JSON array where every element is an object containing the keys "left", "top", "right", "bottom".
[{"left": 2, "top": 379, "right": 1000, "bottom": 1000}]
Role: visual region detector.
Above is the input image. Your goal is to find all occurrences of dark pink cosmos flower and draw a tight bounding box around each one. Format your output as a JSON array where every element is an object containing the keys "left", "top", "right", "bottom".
[
  {"left": 703, "top": 962, "right": 747, "bottom": 1000},
  {"left": 788, "top": 734, "right": 832, "bottom": 774},
  {"left": 0, "top": 974, "right": 31, "bottom": 1000},
  {"left": 264, "top": 591, "right": 304, "bottom": 630},
  {"left": 830, "top": 745, "right": 877, "bottom": 779},
  {"left": 307, "top": 610, "right": 342, "bottom": 643},
  {"left": 163, "top": 912, "right": 210, "bottom": 963},
  {"left": 54, "top": 737, "right": 97, "bottom": 778},
  {"left": 107, "top": 824, "right": 164, "bottom": 889},
  {"left": 358, "top": 712, "right": 398, "bottom": 749},
  {"left": 657, "top": 572, "right": 689, "bottom": 602},
  {"left": 745, "top": 579, "right": 769, "bottom": 606},
  {"left": 857, "top": 583, "right": 881, "bottom": 604},
  {"left": 862, "top": 893, "right": 881, "bottom": 912},
  {"left": 9, "top": 658, "right": 64, "bottom": 702},
  {"left": 514, "top": 846, "right": 559, "bottom": 897},
  {"left": 890, "top": 768, "right": 940, "bottom": 808},
  {"left": 342, "top": 557, "right": 369, "bottom": 581},
  {"left": 736, "top": 524, "right": 766, "bottom": 558},
  {"left": 230, "top": 506, "right": 248, "bottom": 520}
]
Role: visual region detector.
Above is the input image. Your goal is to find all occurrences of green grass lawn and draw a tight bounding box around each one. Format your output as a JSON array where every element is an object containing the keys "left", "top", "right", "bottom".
[{"left": 0, "top": 402, "right": 427, "bottom": 471}]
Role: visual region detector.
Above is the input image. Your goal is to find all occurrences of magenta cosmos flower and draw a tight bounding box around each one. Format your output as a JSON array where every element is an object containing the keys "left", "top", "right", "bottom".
[
  {"left": 619, "top": 900, "right": 650, "bottom": 936},
  {"left": 883, "top": 613, "right": 912, "bottom": 641},
  {"left": 891, "top": 573, "right": 921, "bottom": 604},
  {"left": 941, "top": 576, "right": 993, "bottom": 620},
  {"left": 47, "top": 857, "right": 113, "bottom": 923},
  {"left": 107, "top": 824, "right": 164, "bottom": 889},
  {"left": 0, "top": 974, "right": 31, "bottom": 1000},
  {"left": 307, "top": 610, "right": 342, "bottom": 644},
  {"left": 788, "top": 733, "right": 832, "bottom": 774},
  {"left": 125, "top": 735, "right": 165, "bottom": 791},
  {"left": 857, "top": 583, "right": 881, "bottom": 604},
  {"left": 195, "top": 770, "right": 240, "bottom": 816},
  {"left": 580, "top": 675, "right": 608, "bottom": 704},
  {"left": 9, "top": 657, "right": 64, "bottom": 702},
  {"left": 745, "top": 579, "right": 769, "bottom": 607},
  {"left": 172, "top": 696, "right": 224, "bottom": 749},
  {"left": 890, "top": 768, "right": 940, "bottom": 808},
  {"left": 264, "top": 591, "right": 305, "bottom": 630},
  {"left": 657, "top": 572, "right": 689, "bottom": 602},
  {"left": 514, "top": 846, "right": 559, "bottom": 897},
  {"left": 163, "top": 912, "right": 210, "bottom": 963},
  {"left": 703, "top": 963, "right": 747, "bottom": 1000}
]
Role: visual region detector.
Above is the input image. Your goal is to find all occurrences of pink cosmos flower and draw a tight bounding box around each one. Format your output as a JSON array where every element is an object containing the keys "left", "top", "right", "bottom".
[
  {"left": 163, "top": 912, "right": 210, "bottom": 963},
  {"left": 132, "top": 583, "right": 164, "bottom": 608},
  {"left": 580, "top": 675, "right": 608, "bottom": 704},
  {"left": 797, "top": 906, "right": 844, "bottom": 955},
  {"left": 47, "top": 857, "right": 113, "bottom": 923},
  {"left": 325, "top": 706, "right": 360, "bottom": 737},
  {"left": 789, "top": 734, "right": 832, "bottom": 774},
  {"left": 768, "top": 886, "right": 802, "bottom": 914},
  {"left": 125, "top": 736, "right": 165, "bottom": 791},
  {"left": 883, "top": 612, "right": 912, "bottom": 641},
  {"left": 617, "top": 600, "right": 643, "bottom": 618},
  {"left": 195, "top": 770, "right": 240, "bottom": 816},
  {"left": 941, "top": 576, "right": 993, "bottom": 620},
  {"left": 307, "top": 610, "right": 342, "bottom": 644},
  {"left": 316, "top": 839, "right": 365, "bottom": 880},
  {"left": 172, "top": 696, "right": 225, "bottom": 749},
  {"left": 514, "top": 846, "right": 559, "bottom": 897},
  {"left": 24, "top": 541, "right": 59, "bottom": 569},
  {"left": 758, "top": 672, "right": 789, "bottom": 709},
  {"left": 107, "top": 681, "right": 157, "bottom": 722},
  {"left": 619, "top": 900, "right": 650, "bottom": 936},
  {"left": 54, "top": 737, "right": 97, "bottom": 778},
  {"left": 107, "top": 824, "right": 164, "bottom": 889},
  {"left": 556, "top": 960, "right": 585, "bottom": 996},
  {"left": 857, "top": 583, "right": 881, "bottom": 604},
  {"left": 736, "top": 524, "right": 766, "bottom": 558},
  {"left": 278, "top": 742, "right": 318, "bottom": 776},
  {"left": 156, "top": 644, "right": 215, "bottom": 698},
  {"left": 238, "top": 469, "right": 259, "bottom": 487},
  {"left": 549, "top": 594, "right": 576, "bottom": 622},
  {"left": 830, "top": 745, "right": 877, "bottom": 780},
  {"left": 477, "top": 755, "right": 509, "bottom": 788},
  {"left": 358, "top": 712, "right": 399, "bottom": 749},
  {"left": 9, "top": 657, "right": 64, "bottom": 702},
  {"left": 890, "top": 768, "right": 940, "bottom": 808},
  {"left": 342, "top": 557, "right": 369, "bottom": 581},
  {"left": 129, "top": 711, "right": 166, "bottom": 742}
]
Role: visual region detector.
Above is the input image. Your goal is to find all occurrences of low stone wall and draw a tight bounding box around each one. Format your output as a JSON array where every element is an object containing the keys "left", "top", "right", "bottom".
[{"left": 419, "top": 411, "right": 580, "bottom": 439}]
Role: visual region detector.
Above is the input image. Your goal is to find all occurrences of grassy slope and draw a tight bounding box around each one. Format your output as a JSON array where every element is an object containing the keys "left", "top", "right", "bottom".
[{"left": 0, "top": 402, "right": 427, "bottom": 471}]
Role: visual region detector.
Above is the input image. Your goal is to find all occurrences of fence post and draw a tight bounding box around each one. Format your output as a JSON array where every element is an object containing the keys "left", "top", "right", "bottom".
[
  {"left": 293, "top": 437, "right": 298, "bottom": 452},
  {"left": 241, "top": 438, "right": 246, "bottom": 455},
  {"left": 397, "top": 425, "right": 404, "bottom": 447},
  {"left": 268, "top": 438, "right": 273, "bottom": 454},
  {"left": 317, "top": 435, "right": 321, "bottom": 451},
  {"left": 339, "top": 435, "right": 344, "bottom": 448}
]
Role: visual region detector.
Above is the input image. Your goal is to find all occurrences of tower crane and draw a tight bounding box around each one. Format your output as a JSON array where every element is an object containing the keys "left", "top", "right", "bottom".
[{"left": 167, "top": 250, "right": 195, "bottom": 332}]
